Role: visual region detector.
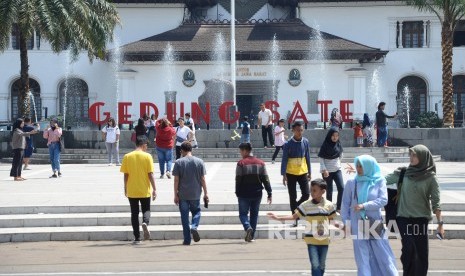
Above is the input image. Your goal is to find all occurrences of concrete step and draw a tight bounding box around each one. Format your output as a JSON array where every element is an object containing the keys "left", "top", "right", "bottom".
[
  {"left": 1, "top": 223, "right": 463, "bottom": 242},
  {"left": 1, "top": 211, "right": 462, "bottom": 228}
]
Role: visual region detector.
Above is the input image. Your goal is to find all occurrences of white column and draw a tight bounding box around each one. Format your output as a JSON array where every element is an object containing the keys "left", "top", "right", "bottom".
[
  {"left": 399, "top": 21, "right": 404, "bottom": 48},
  {"left": 423, "top": 21, "right": 428, "bottom": 48},
  {"left": 117, "top": 70, "right": 137, "bottom": 119},
  {"left": 33, "top": 30, "right": 37, "bottom": 50},
  {"left": 389, "top": 21, "right": 397, "bottom": 49},
  {"left": 346, "top": 67, "right": 367, "bottom": 120},
  {"left": 430, "top": 20, "right": 441, "bottom": 48},
  {"left": 230, "top": 0, "right": 236, "bottom": 105}
]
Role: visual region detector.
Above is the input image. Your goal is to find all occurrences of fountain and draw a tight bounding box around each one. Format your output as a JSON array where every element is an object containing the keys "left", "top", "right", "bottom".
[
  {"left": 368, "top": 67, "right": 382, "bottom": 117},
  {"left": 62, "top": 50, "right": 72, "bottom": 129},
  {"left": 269, "top": 34, "right": 281, "bottom": 101},
  {"left": 399, "top": 85, "right": 411, "bottom": 128},
  {"left": 313, "top": 24, "right": 328, "bottom": 100},
  {"left": 162, "top": 42, "right": 177, "bottom": 122},
  {"left": 28, "top": 90, "right": 38, "bottom": 123},
  {"left": 111, "top": 36, "right": 122, "bottom": 125}
]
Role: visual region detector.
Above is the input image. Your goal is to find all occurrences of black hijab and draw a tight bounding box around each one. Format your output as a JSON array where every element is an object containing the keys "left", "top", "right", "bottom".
[{"left": 318, "top": 128, "right": 343, "bottom": 159}]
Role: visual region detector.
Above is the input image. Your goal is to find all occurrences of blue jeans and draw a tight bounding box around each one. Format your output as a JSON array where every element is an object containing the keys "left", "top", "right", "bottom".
[
  {"left": 238, "top": 196, "right": 262, "bottom": 239},
  {"left": 240, "top": 133, "right": 250, "bottom": 143},
  {"left": 48, "top": 142, "right": 61, "bottom": 172},
  {"left": 308, "top": 244, "right": 329, "bottom": 276},
  {"left": 156, "top": 147, "right": 173, "bottom": 175},
  {"left": 179, "top": 199, "right": 201, "bottom": 244},
  {"left": 377, "top": 126, "right": 388, "bottom": 147}
]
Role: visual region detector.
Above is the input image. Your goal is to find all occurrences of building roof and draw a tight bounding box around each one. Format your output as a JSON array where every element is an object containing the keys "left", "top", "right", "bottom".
[
  {"left": 112, "top": 0, "right": 396, "bottom": 3},
  {"left": 117, "top": 20, "right": 387, "bottom": 62}
]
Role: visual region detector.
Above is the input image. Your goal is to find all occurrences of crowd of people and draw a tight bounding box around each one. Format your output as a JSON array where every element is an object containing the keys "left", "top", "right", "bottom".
[{"left": 9, "top": 101, "right": 441, "bottom": 276}]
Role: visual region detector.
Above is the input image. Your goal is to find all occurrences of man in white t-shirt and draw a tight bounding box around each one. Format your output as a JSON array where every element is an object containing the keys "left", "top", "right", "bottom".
[
  {"left": 258, "top": 103, "right": 274, "bottom": 148},
  {"left": 175, "top": 118, "right": 193, "bottom": 160}
]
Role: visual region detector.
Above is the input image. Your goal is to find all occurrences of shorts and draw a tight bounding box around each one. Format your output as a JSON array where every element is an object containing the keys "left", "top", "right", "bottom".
[{"left": 24, "top": 146, "right": 34, "bottom": 158}]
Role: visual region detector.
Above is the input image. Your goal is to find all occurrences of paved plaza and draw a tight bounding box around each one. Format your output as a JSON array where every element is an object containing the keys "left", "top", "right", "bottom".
[{"left": 1, "top": 161, "right": 465, "bottom": 275}]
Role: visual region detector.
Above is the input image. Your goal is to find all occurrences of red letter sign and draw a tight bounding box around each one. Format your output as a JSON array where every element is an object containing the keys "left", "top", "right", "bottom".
[
  {"left": 265, "top": 100, "right": 280, "bottom": 123},
  {"left": 118, "top": 102, "right": 132, "bottom": 125},
  {"left": 191, "top": 102, "right": 211, "bottom": 125},
  {"left": 316, "top": 100, "right": 333, "bottom": 122},
  {"left": 89, "top": 102, "right": 110, "bottom": 125},
  {"left": 140, "top": 102, "right": 159, "bottom": 119},
  {"left": 340, "top": 100, "right": 353, "bottom": 122},
  {"left": 288, "top": 101, "right": 308, "bottom": 124},
  {"left": 219, "top": 101, "right": 240, "bottom": 124}
]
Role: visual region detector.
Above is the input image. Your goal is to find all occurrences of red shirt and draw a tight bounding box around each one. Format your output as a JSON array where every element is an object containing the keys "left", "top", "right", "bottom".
[
  {"left": 155, "top": 121, "right": 176, "bottom": 149},
  {"left": 353, "top": 125, "right": 363, "bottom": 138}
]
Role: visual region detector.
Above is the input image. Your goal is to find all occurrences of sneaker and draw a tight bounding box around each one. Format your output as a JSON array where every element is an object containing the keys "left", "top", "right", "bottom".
[
  {"left": 166, "top": 171, "right": 171, "bottom": 179},
  {"left": 160, "top": 175, "right": 164, "bottom": 179},
  {"left": 58, "top": 172, "right": 62, "bottom": 177},
  {"left": 132, "top": 239, "right": 141, "bottom": 245},
  {"left": 142, "top": 222, "right": 151, "bottom": 240},
  {"left": 291, "top": 219, "right": 299, "bottom": 228},
  {"left": 50, "top": 174, "right": 58, "bottom": 178},
  {"left": 191, "top": 229, "right": 200, "bottom": 243},
  {"left": 245, "top": 227, "right": 254, "bottom": 242},
  {"left": 264, "top": 146, "right": 268, "bottom": 149},
  {"left": 271, "top": 160, "right": 275, "bottom": 164}
]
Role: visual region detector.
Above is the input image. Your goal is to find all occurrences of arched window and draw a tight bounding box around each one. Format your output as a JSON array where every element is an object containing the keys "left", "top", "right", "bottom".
[
  {"left": 11, "top": 78, "right": 41, "bottom": 121},
  {"left": 453, "top": 75, "right": 465, "bottom": 123},
  {"left": 58, "top": 78, "right": 89, "bottom": 128},
  {"left": 397, "top": 76, "right": 428, "bottom": 124}
]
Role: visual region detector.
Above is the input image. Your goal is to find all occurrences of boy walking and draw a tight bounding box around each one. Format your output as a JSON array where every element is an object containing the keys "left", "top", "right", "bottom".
[
  {"left": 240, "top": 116, "right": 252, "bottom": 143},
  {"left": 173, "top": 141, "right": 209, "bottom": 245},
  {"left": 281, "top": 121, "right": 311, "bottom": 226},
  {"left": 120, "top": 136, "right": 157, "bottom": 244},
  {"left": 235, "top": 143, "right": 272, "bottom": 242},
  {"left": 268, "top": 179, "right": 337, "bottom": 276}
]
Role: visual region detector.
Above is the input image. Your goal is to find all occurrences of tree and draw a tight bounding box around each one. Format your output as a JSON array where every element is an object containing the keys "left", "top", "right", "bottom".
[
  {"left": 406, "top": 0, "right": 465, "bottom": 127},
  {"left": 0, "top": 0, "right": 119, "bottom": 119}
]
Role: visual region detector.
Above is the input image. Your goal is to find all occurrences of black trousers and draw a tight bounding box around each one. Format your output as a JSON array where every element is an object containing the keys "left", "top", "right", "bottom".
[
  {"left": 128, "top": 197, "right": 151, "bottom": 240},
  {"left": 397, "top": 217, "right": 430, "bottom": 276},
  {"left": 286, "top": 173, "right": 310, "bottom": 214},
  {"left": 175, "top": 146, "right": 181, "bottom": 160},
  {"left": 271, "top": 146, "right": 282, "bottom": 161},
  {"left": 261, "top": 125, "right": 274, "bottom": 147},
  {"left": 10, "top": 149, "right": 24, "bottom": 177},
  {"left": 323, "top": 170, "right": 344, "bottom": 210}
]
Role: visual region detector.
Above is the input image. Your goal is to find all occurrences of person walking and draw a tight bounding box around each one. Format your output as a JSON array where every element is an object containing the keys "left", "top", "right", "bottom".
[
  {"left": 10, "top": 118, "right": 37, "bottom": 181},
  {"left": 385, "top": 144, "right": 443, "bottom": 276},
  {"left": 147, "top": 114, "right": 157, "bottom": 141},
  {"left": 268, "top": 179, "right": 337, "bottom": 276},
  {"left": 318, "top": 128, "right": 344, "bottom": 212},
  {"left": 281, "top": 121, "right": 311, "bottom": 227},
  {"left": 22, "top": 117, "right": 39, "bottom": 170},
  {"left": 102, "top": 117, "right": 120, "bottom": 166},
  {"left": 271, "top": 119, "right": 287, "bottom": 164},
  {"left": 173, "top": 141, "right": 208, "bottom": 245},
  {"left": 240, "top": 116, "right": 252, "bottom": 144},
  {"left": 43, "top": 119, "right": 63, "bottom": 178},
  {"left": 155, "top": 118, "right": 176, "bottom": 179},
  {"left": 375, "top": 102, "right": 397, "bottom": 147},
  {"left": 235, "top": 143, "right": 272, "bottom": 242},
  {"left": 174, "top": 118, "right": 193, "bottom": 160},
  {"left": 258, "top": 103, "right": 274, "bottom": 148},
  {"left": 341, "top": 155, "right": 398, "bottom": 276},
  {"left": 362, "top": 113, "right": 374, "bottom": 147},
  {"left": 120, "top": 135, "right": 157, "bottom": 244}
]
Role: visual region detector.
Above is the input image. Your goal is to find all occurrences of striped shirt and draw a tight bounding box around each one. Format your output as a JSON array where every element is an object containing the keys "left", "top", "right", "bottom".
[
  {"left": 296, "top": 198, "right": 336, "bottom": 245},
  {"left": 319, "top": 156, "right": 342, "bottom": 173},
  {"left": 235, "top": 155, "right": 272, "bottom": 198}
]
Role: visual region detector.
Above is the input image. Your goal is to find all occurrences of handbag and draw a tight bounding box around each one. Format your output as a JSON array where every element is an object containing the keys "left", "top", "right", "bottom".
[
  {"left": 385, "top": 168, "right": 406, "bottom": 232},
  {"left": 131, "top": 132, "right": 137, "bottom": 143},
  {"left": 58, "top": 137, "right": 65, "bottom": 153},
  {"left": 354, "top": 181, "right": 386, "bottom": 239}
]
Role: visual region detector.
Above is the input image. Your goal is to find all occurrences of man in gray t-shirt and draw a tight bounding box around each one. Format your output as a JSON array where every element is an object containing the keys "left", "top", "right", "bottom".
[{"left": 173, "top": 141, "right": 208, "bottom": 245}]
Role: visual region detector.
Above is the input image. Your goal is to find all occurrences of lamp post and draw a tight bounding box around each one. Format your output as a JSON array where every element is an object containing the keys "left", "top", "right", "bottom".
[{"left": 230, "top": 0, "right": 236, "bottom": 105}]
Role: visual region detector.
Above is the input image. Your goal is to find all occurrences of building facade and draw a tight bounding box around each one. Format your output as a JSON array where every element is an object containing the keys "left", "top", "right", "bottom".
[{"left": 1, "top": 0, "right": 464, "bottom": 128}]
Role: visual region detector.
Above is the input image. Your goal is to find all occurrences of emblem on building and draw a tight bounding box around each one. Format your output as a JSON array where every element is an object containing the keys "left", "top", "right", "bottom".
[
  {"left": 288, "top": 68, "right": 301, "bottom": 87},
  {"left": 182, "top": 69, "right": 196, "bottom": 87}
]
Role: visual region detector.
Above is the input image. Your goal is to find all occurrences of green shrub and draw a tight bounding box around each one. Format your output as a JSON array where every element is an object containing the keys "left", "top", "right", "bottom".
[{"left": 412, "top": 112, "right": 442, "bottom": 128}]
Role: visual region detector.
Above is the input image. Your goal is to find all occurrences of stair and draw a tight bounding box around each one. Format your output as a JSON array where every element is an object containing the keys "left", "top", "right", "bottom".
[
  {"left": 1, "top": 147, "right": 441, "bottom": 164},
  {"left": 0, "top": 203, "right": 463, "bottom": 242}
]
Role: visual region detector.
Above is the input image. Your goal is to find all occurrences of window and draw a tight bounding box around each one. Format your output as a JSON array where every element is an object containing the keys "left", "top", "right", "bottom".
[
  {"left": 454, "top": 20, "right": 465, "bottom": 47},
  {"left": 402, "top": 21, "right": 424, "bottom": 48},
  {"left": 11, "top": 24, "right": 34, "bottom": 50},
  {"left": 59, "top": 78, "right": 90, "bottom": 128},
  {"left": 11, "top": 78, "right": 41, "bottom": 121},
  {"left": 397, "top": 76, "right": 428, "bottom": 124},
  {"left": 453, "top": 75, "right": 465, "bottom": 123}
]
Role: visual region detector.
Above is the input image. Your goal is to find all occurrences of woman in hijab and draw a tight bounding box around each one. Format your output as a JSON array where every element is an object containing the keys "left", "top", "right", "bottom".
[
  {"left": 329, "top": 108, "right": 343, "bottom": 129},
  {"left": 362, "top": 113, "right": 373, "bottom": 147},
  {"left": 318, "top": 128, "right": 344, "bottom": 211},
  {"left": 385, "top": 144, "right": 442, "bottom": 276},
  {"left": 10, "top": 118, "right": 37, "bottom": 181},
  {"left": 341, "top": 155, "right": 398, "bottom": 276}
]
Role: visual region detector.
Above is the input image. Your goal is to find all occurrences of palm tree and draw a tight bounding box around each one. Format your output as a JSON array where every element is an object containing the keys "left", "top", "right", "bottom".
[
  {"left": 406, "top": 0, "right": 465, "bottom": 127},
  {"left": 0, "top": 0, "right": 119, "bottom": 119}
]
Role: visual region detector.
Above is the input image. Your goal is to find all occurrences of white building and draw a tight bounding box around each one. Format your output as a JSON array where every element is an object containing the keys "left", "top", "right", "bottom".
[{"left": 1, "top": 0, "right": 464, "bottom": 128}]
